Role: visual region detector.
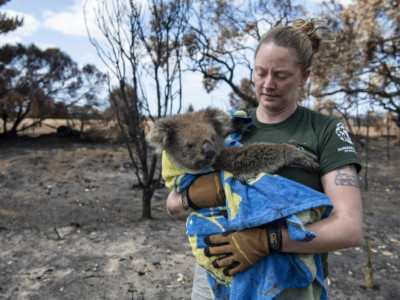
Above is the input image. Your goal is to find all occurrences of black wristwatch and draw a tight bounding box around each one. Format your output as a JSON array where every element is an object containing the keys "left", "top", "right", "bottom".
[{"left": 181, "top": 188, "right": 200, "bottom": 211}]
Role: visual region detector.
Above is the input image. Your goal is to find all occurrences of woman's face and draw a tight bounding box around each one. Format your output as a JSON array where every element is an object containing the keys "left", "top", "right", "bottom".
[{"left": 253, "top": 43, "right": 310, "bottom": 113}]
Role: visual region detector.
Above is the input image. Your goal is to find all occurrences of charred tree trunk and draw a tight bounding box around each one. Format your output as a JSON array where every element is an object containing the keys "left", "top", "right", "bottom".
[
  {"left": 86, "top": 0, "right": 188, "bottom": 221},
  {"left": 141, "top": 186, "right": 154, "bottom": 220}
]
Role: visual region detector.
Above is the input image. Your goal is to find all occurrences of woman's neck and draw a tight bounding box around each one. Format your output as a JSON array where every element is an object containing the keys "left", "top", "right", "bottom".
[{"left": 256, "top": 104, "right": 297, "bottom": 124}]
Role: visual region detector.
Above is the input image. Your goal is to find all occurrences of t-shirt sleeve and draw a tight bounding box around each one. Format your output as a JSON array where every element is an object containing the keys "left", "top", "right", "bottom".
[{"left": 318, "top": 119, "right": 361, "bottom": 176}]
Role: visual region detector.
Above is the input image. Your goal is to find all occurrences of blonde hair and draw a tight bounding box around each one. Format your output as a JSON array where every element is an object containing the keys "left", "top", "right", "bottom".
[{"left": 255, "top": 19, "right": 329, "bottom": 71}]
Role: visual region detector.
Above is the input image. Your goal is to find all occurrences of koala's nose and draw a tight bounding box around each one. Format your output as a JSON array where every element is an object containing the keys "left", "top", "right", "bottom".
[{"left": 202, "top": 141, "right": 216, "bottom": 159}]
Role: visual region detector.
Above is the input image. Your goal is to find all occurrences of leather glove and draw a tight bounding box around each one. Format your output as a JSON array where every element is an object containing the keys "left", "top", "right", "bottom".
[
  {"left": 204, "top": 226, "right": 281, "bottom": 276},
  {"left": 182, "top": 172, "right": 225, "bottom": 210}
]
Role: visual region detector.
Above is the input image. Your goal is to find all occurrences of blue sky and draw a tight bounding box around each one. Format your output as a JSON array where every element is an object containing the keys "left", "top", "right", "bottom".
[
  {"left": 1, "top": 0, "right": 351, "bottom": 112},
  {"left": 1, "top": 0, "right": 103, "bottom": 71}
]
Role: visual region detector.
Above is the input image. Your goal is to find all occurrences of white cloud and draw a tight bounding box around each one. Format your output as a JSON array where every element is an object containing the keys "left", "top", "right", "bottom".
[
  {"left": 40, "top": 0, "right": 147, "bottom": 41},
  {"left": 0, "top": 35, "right": 22, "bottom": 45},
  {"left": 41, "top": 0, "right": 88, "bottom": 37},
  {"left": 40, "top": 0, "right": 112, "bottom": 40}
]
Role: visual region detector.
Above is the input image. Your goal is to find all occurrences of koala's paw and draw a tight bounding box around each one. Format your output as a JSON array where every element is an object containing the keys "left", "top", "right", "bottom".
[
  {"left": 232, "top": 172, "right": 256, "bottom": 183},
  {"left": 286, "top": 140, "right": 298, "bottom": 147},
  {"left": 296, "top": 150, "right": 319, "bottom": 173}
]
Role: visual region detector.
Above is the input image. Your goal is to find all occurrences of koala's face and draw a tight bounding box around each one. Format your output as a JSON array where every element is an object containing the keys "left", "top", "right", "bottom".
[
  {"left": 166, "top": 120, "right": 226, "bottom": 171},
  {"left": 147, "top": 107, "right": 232, "bottom": 171}
]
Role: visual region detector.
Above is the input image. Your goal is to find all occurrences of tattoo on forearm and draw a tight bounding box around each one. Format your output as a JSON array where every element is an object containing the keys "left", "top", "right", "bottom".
[{"left": 333, "top": 165, "right": 360, "bottom": 188}]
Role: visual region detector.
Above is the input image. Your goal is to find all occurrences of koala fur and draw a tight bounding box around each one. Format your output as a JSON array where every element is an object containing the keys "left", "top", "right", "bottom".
[{"left": 146, "top": 107, "right": 319, "bottom": 181}]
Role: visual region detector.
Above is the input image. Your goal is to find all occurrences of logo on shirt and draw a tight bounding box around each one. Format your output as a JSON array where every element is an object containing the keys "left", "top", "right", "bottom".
[{"left": 335, "top": 122, "right": 353, "bottom": 145}]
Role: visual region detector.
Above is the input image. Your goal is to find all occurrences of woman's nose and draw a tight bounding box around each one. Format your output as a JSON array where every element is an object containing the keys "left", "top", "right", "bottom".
[{"left": 262, "top": 75, "right": 275, "bottom": 90}]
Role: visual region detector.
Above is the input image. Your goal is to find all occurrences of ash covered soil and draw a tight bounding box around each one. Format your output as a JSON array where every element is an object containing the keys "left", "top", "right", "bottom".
[{"left": 0, "top": 136, "right": 399, "bottom": 300}]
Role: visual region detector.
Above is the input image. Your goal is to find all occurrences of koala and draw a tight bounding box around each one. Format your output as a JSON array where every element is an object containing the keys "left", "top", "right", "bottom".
[{"left": 146, "top": 107, "right": 319, "bottom": 182}]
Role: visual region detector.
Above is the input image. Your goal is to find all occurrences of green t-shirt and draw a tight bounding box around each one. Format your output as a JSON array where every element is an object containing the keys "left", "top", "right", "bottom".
[
  {"left": 241, "top": 105, "right": 361, "bottom": 192},
  {"left": 241, "top": 105, "right": 361, "bottom": 280}
]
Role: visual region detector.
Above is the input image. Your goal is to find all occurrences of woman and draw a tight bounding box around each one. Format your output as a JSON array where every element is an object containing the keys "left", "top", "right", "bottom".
[{"left": 167, "top": 19, "right": 362, "bottom": 299}]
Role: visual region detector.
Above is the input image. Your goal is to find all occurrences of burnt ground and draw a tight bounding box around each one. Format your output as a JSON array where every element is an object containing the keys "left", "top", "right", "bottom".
[{"left": 0, "top": 135, "right": 399, "bottom": 300}]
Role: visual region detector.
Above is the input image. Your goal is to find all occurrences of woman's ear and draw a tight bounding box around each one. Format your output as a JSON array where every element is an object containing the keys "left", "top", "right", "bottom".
[{"left": 299, "top": 68, "right": 311, "bottom": 87}]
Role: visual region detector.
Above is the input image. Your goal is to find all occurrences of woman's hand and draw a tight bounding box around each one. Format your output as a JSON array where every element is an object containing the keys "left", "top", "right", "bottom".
[
  {"left": 204, "top": 226, "right": 278, "bottom": 276},
  {"left": 184, "top": 172, "right": 225, "bottom": 209},
  {"left": 166, "top": 172, "right": 225, "bottom": 219}
]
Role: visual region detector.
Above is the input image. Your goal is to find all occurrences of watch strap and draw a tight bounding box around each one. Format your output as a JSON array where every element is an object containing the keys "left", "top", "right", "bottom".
[
  {"left": 181, "top": 188, "right": 199, "bottom": 210},
  {"left": 265, "top": 225, "right": 282, "bottom": 253}
]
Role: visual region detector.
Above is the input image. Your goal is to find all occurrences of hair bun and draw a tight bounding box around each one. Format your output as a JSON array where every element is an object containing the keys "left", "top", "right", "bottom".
[{"left": 293, "top": 19, "right": 330, "bottom": 54}]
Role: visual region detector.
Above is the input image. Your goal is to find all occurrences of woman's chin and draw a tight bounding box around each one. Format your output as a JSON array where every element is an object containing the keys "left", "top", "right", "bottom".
[{"left": 259, "top": 98, "right": 281, "bottom": 110}]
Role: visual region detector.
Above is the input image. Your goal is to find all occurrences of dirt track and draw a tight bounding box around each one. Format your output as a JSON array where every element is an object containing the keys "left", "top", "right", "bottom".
[{"left": 0, "top": 136, "right": 399, "bottom": 299}]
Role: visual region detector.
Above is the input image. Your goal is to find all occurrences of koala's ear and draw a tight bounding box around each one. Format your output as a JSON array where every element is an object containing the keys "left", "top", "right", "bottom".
[
  {"left": 146, "top": 118, "right": 175, "bottom": 154},
  {"left": 203, "top": 107, "right": 232, "bottom": 137}
]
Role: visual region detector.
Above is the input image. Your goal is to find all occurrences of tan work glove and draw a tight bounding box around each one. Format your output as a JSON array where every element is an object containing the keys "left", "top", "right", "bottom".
[
  {"left": 204, "top": 226, "right": 282, "bottom": 276},
  {"left": 182, "top": 172, "right": 225, "bottom": 210}
]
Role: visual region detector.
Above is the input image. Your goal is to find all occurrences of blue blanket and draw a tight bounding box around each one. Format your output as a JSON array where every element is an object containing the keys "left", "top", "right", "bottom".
[
  {"left": 162, "top": 109, "right": 333, "bottom": 299},
  {"left": 187, "top": 173, "right": 332, "bottom": 299}
]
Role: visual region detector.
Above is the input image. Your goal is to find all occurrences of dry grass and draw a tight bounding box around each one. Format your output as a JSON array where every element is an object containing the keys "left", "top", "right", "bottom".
[{"left": 0, "top": 118, "right": 108, "bottom": 136}]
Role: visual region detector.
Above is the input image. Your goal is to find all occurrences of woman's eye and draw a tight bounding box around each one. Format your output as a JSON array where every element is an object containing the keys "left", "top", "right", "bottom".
[
  {"left": 254, "top": 68, "right": 266, "bottom": 77},
  {"left": 256, "top": 71, "right": 266, "bottom": 77},
  {"left": 276, "top": 73, "right": 289, "bottom": 80}
]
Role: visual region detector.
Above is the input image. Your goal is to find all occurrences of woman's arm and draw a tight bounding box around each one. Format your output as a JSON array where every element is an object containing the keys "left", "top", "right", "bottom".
[{"left": 281, "top": 164, "right": 363, "bottom": 253}]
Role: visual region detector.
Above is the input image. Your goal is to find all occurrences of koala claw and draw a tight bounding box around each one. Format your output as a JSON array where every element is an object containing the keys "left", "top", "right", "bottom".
[
  {"left": 295, "top": 152, "right": 320, "bottom": 173},
  {"left": 233, "top": 173, "right": 254, "bottom": 183},
  {"left": 286, "top": 140, "right": 298, "bottom": 147}
]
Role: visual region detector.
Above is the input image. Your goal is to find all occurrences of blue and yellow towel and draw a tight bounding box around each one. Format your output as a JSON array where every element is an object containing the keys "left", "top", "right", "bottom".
[{"left": 162, "top": 109, "right": 332, "bottom": 299}]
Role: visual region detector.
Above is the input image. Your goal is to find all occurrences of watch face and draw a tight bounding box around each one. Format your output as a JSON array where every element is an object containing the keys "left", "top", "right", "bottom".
[{"left": 182, "top": 190, "right": 190, "bottom": 210}]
